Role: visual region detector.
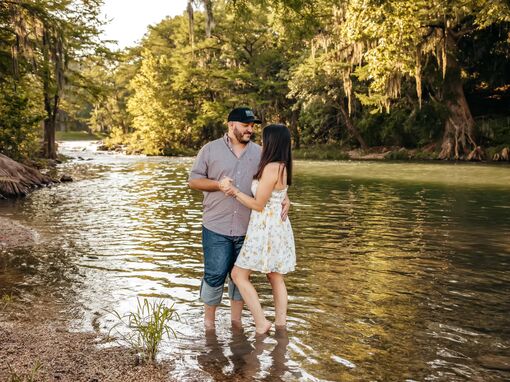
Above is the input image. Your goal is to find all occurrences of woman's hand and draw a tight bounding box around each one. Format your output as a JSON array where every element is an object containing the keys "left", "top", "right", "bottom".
[{"left": 224, "top": 184, "right": 239, "bottom": 197}]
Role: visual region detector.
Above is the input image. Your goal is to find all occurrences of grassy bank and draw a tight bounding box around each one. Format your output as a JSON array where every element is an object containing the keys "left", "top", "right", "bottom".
[
  {"left": 292, "top": 144, "right": 509, "bottom": 162},
  {"left": 293, "top": 145, "right": 351, "bottom": 160},
  {"left": 56, "top": 131, "right": 104, "bottom": 141}
]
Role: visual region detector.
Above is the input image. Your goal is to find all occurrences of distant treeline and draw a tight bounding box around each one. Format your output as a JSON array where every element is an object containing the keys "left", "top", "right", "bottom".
[{"left": 1, "top": 0, "right": 510, "bottom": 161}]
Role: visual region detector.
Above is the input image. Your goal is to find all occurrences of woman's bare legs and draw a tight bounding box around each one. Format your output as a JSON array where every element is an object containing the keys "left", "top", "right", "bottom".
[
  {"left": 267, "top": 272, "right": 288, "bottom": 326},
  {"left": 231, "top": 266, "right": 271, "bottom": 334}
]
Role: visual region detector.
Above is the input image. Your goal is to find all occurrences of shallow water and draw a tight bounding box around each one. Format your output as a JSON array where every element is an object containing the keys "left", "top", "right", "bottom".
[{"left": 1, "top": 141, "right": 510, "bottom": 381}]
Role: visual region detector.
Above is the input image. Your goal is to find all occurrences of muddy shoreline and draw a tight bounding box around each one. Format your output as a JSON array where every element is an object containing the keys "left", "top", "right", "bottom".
[
  {"left": 0, "top": 300, "right": 173, "bottom": 381},
  {"left": 0, "top": 217, "right": 39, "bottom": 248},
  {"left": 0, "top": 219, "right": 174, "bottom": 381}
]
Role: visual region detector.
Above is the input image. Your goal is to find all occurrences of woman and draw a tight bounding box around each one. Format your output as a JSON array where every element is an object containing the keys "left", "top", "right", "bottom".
[{"left": 223, "top": 124, "right": 296, "bottom": 335}]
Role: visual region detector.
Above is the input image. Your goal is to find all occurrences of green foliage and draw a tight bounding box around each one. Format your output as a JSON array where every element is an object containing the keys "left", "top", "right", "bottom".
[
  {"left": 476, "top": 116, "right": 510, "bottom": 146},
  {"left": 0, "top": 82, "right": 44, "bottom": 160},
  {"left": 0, "top": 0, "right": 108, "bottom": 159},
  {"left": 108, "top": 298, "right": 178, "bottom": 363},
  {"left": 1, "top": 293, "right": 14, "bottom": 310},
  {"left": 293, "top": 145, "right": 350, "bottom": 160},
  {"left": 357, "top": 101, "right": 446, "bottom": 148},
  {"left": 384, "top": 149, "right": 411, "bottom": 160},
  {"left": 3, "top": 0, "right": 509, "bottom": 159},
  {"left": 343, "top": 0, "right": 510, "bottom": 110}
]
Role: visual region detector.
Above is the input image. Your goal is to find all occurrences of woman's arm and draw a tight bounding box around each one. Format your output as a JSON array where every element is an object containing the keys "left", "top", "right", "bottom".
[{"left": 228, "top": 163, "right": 280, "bottom": 212}]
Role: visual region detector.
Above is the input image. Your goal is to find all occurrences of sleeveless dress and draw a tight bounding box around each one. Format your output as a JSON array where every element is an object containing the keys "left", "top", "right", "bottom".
[{"left": 235, "top": 180, "right": 296, "bottom": 274}]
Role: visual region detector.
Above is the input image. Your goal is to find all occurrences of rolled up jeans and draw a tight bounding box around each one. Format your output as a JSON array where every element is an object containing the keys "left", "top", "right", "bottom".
[{"left": 200, "top": 226, "right": 244, "bottom": 305}]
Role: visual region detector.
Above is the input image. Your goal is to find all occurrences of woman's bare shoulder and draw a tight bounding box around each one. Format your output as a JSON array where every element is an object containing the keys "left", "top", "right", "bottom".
[{"left": 260, "top": 162, "right": 281, "bottom": 179}]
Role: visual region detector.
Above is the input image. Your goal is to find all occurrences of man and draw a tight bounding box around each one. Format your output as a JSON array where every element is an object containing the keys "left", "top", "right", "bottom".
[{"left": 188, "top": 107, "right": 290, "bottom": 329}]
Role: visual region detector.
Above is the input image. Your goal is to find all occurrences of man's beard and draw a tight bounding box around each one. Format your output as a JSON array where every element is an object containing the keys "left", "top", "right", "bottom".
[{"left": 234, "top": 126, "right": 251, "bottom": 143}]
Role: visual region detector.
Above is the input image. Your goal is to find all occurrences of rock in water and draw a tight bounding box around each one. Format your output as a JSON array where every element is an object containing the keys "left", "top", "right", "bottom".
[
  {"left": 60, "top": 174, "right": 73, "bottom": 182},
  {"left": 0, "top": 154, "right": 55, "bottom": 198}
]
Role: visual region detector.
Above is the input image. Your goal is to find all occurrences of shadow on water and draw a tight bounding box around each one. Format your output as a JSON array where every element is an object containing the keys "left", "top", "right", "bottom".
[{"left": 1, "top": 142, "right": 510, "bottom": 381}]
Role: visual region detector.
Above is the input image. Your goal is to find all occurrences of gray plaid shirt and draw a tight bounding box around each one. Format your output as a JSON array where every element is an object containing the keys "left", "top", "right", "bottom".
[{"left": 189, "top": 134, "right": 261, "bottom": 236}]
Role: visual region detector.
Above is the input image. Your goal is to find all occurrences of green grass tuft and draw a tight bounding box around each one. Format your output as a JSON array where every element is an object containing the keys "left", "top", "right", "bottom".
[
  {"left": 107, "top": 298, "right": 178, "bottom": 363},
  {"left": 7, "top": 360, "right": 42, "bottom": 382}
]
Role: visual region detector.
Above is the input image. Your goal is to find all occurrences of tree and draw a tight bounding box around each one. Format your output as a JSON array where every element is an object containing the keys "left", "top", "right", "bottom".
[
  {"left": 342, "top": 0, "right": 510, "bottom": 159},
  {"left": 2, "top": 0, "right": 106, "bottom": 159}
]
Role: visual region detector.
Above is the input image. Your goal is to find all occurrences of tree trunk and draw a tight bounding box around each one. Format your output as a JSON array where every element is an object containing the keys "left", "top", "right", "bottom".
[
  {"left": 187, "top": 0, "right": 194, "bottom": 49},
  {"left": 439, "top": 73, "right": 477, "bottom": 160},
  {"left": 41, "top": 28, "right": 58, "bottom": 159},
  {"left": 42, "top": 80, "right": 59, "bottom": 159},
  {"left": 203, "top": 0, "right": 214, "bottom": 38},
  {"left": 289, "top": 109, "right": 300, "bottom": 149},
  {"left": 438, "top": 34, "right": 478, "bottom": 160},
  {"left": 339, "top": 98, "right": 367, "bottom": 150}
]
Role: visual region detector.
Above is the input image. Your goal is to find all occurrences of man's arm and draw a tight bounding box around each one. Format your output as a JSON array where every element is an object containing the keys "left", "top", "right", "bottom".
[
  {"left": 188, "top": 178, "right": 220, "bottom": 192},
  {"left": 188, "top": 144, "right": 220, "bottom": 192}
]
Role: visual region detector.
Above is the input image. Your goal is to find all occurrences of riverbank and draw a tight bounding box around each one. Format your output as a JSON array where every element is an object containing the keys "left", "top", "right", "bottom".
[
  {"left": 0, "top": 216, "right": 174, "bottom": 381},
  {"left": 0, "top": 297, "right": 172, "bottom": 382},
  {"left": 293, "top": 144, "right": 510, "bottom": 161},
  {"left": 94, "top": 137, "right": 510, "bottom": 162},
  {"left": 56, "top": 130, "right": 105, "bottom": 141}
]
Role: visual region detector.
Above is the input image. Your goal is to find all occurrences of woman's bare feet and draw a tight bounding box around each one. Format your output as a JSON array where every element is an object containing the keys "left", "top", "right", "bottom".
[{"left": 255, "top": 320, "right": 272, "bottom": 335}]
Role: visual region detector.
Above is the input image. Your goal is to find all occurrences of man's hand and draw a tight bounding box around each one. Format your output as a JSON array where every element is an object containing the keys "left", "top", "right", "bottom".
[
  {"left": 281, "top": 194, "right": 290, "bottom": 221},
  {"left": 219, "top": 177, "right": 233, "bottom": 192}
]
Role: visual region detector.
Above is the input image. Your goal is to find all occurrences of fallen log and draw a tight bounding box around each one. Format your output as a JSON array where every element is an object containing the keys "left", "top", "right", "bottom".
[{"left": 0, "top": 154, "right": 55, "bottom": 198}]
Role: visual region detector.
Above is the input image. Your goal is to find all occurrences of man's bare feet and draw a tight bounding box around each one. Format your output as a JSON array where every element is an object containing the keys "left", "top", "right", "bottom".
[
  {"left": 255, "top": 320, "right": 272, "bottom": 335},
  {"left": 204, "top": 320, "right": 215, "bottom": 330},
  {"left": 204, "top": 304, "right": 216, "bottom": 330}
]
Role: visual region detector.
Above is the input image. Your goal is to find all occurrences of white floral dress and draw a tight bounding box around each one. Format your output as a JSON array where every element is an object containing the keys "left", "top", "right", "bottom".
[{"left": 235, "top": 180, "right": 296, "bottom": 274}]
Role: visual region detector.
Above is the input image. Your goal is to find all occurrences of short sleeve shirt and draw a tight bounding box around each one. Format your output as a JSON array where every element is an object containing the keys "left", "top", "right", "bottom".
[{"left": 189, "top": 134, "right": 261, "bottom": 236}]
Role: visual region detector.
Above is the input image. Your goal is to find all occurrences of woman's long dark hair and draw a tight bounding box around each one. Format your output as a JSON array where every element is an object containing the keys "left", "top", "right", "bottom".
[{"left": 254, "top": 124, "right": 293, "bottom": 186}]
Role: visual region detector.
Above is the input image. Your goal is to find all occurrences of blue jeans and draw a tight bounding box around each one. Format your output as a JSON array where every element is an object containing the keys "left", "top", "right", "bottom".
[{"left": 200, "top": 226, "right": 245, "bottom": 305}]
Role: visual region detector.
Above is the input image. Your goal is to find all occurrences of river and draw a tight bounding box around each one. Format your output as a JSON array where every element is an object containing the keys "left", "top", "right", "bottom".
[{"left": 1, "top": 141, "right": 509, "bottom": 381}]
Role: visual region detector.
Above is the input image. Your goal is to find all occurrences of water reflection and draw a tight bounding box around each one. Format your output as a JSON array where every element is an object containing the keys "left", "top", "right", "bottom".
[
  {"left": 189, "top": 325, "right": 298, "bottom": 381},
  {"left": 1, "top": 142, "right": 509, "bottom": 381}
]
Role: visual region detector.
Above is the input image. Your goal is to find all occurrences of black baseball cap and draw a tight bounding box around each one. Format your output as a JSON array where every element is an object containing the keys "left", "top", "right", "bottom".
[{"left": 227, "top": 107, "right": 261, "bottom": 124}]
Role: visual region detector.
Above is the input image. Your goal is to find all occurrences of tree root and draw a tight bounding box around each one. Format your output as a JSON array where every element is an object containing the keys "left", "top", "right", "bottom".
[{"left": 0, "top": 154, "right": 56, "bottom": 198}]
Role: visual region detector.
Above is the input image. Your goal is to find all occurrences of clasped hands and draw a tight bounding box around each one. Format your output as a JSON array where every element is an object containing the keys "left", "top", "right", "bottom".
[
  {"left": 218, "top": 176, "right": 290, "bottom": 220},
  {"left": 219, "top": 176, "right": 238, "bottom": 197}
]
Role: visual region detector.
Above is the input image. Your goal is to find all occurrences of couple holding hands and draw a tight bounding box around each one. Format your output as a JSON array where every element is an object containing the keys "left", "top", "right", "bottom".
[{"left": 188, "top": 107, "right": 296, "bottom": 335}]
